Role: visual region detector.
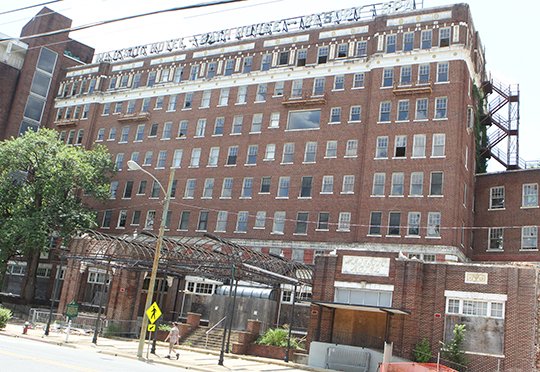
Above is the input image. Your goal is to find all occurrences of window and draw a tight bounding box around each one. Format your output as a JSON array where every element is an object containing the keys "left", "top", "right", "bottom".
[
  {"left": 260, "top": 177, "right": 271, "bottom": 193},
  {"left": 144, "top": 210, "right": 156, "bottom": 230},
  {"left": 150, "top": 180, "right": 160, "bottom": 198},
  {"left": 353, "top": 73, "right": 365, "bottom": 88},
  {"left": 432, "top": 133, "right": 446, "bottom": 157},
  {"left": 207, "top": 61, "right": 217, "bottom": 78},
  {"left": 409, "top": 172, "right": 424, "bottom": 196},
  {"left": 254, "top": 211, "right": 266, "bottom": 229},
  {"left": 274, "top": 81, "right": 284, "bottom": 96},
  {"left": 407, "top": 212, "right": 421, "bottom": 236},
  {"left": 172, "top": 149, "right": 183, "bottom": 168},
  {"left": 142, "top": 97, "right": 151, "bottom": 112},
  {"left": 412, "top": 134, "right": 426, "bottom": 157},
  {"left": 430, "top": 172, "right": 443, "bottom": 196},
  {"left": 418, "top": 64, "right": 430, "bottom": 84},
  {"left": 178, "top": 211, "right": 190, "bottom": 230},
  {"left": 490, "top": 186, "right": 505, "bottom": 209},
  {"left": 394, "top": 135, "right": 407, "bottom": 158},
  {"left": 272, "top": 211, "right": 286, "bottom": 234},
  {"left": 202, "top": 178, "right": 214, "bottom": 198},
  {"left": 221, "top": 178, "right": 233, "bottom": 198},
  {"left": 189, "top": 64, "right": 200, "bottom": 80},
  {"left": 342, "top": 175, "right": 355, "bottom": 194},
  {"left": 215, "top": 211, "right": 228, "bottom": 232},
  {"left": 154, "top": 96, "right": 164, "bottom": 110},
  {"left": 224, "top": 59, "right": 234, "bottom": 76},
  {"left": 435, "top": 97, "right": 448, "bottom": 119},
  {"left": 246, "top": 145, "right": 258, "bottom": 165},
  {"left": 355, "top": 40, "right": 367, "bottom": 57},
  {"left": 403, "top": 32, "right": 414, "bottom": 51},
  {"left": 183, "top": 92, "right": 193, "bottom": 109},
  {"left": 379, "top": 101, "right": 391, "bottom": 122},
  {"left": 295, "top": 212, "right": 309, "bottom": 234},
  {"left": 278, "top": 50, "right": 289, "bottom": 65},
  {"left": 300, "top": 176, "right": 313, "bottom": 198},
  {"left": 162, "top": 121, "right": 172, "bottom": 139},
  {"left": 382, "top": 68, "right": 393, "bottom": 87},
  {"left": 296, "top": 49, "right": 307, "bottom": 66},
  {"left": 336, "top": 43, "right": 348, "bottom": 58},
  {"left": 338, "top": 212, "right": 351, "bottom": 231},
  {"left": 427, "top": 212, "right": 441, "bottom": 237},
  {"left": 437, "top": 62, "right": 449, "bottom": 82},
  {"left": 287, "top": 109, "right": 321, "bottom": 130},
  {"left": 291, "top": 79, "right": 303, "bottom": 98},
  {"left": 269, "top": 112, "right": 280, "bottom": 128},
  {"left": 135, "top": 124, "right": 145, "bottom": 141},
  {"left": 523, "top": 184, "right": 538, "bottom": 207},
  {"left": 208, "top": 147, "right": 219, "bottom": 167},
  {"left": 489, "top": 228, "right": 504, "bottom": 250},
  {"left": 326, "top": 141, "right": 337, "bottom": 158},
  {"left": 200, "top": 90, "right": 211, "bottom": 108},
  {"left": 386, "top": 34, "right": 396, "bottom": 53},
  {"left": 345, "top": 140, "right": 358, "bottom": 157},
  {"left": 439, "top": 27, "right": 451, "bottom": 47},
  {"left": 123, "top": 181, "right": 133, "bottom": 198},
  {"left": 156, "top": 150, "right": 167, "bottom": 168},
  {"left": 317, "top": 212, "right": 329, "bottom": 230},
  {"left": 400, "top": 66, "right": 412, "bottom": 85},
  {"left": 264, "top": 144, "right": 276, "bottom": 161},
  {"left": 350, "top": 106, "right": 361, "bottom": 122},
  {"left": 522, "top": 226, "right": 538, "bottom": 249},
  {"left": 241, "top": 177, "right": 253, "bottom": 198},
  {"left": 388, "top": 212, "right": 401, "bottom": 236},
  {"left": 137, "top": 180, "right": 147, "bottom": 195},
  {"left": 167, "top": 95, "right": 178, "bottom": 111},
  {"left": 114, "top": 102, "right": 123, "bottom": 114},
  {"left": 421, "top": 30, "right": 432, "bottom": 49},
  {"left": 282, "top": 143, "right": 295, "bottom": 163},
  {"left": 117, "top": 210, "right": 128, "bottom": 228},
  {"left": 115, "top": 153, "right": 124, "bottom": 170},
  {"left": 101, "top": 210, "right": 112, "bottom": 228},
  {"left": 143, "top": 151, "right": 153, "bottom": 166},
  {"left": 376, "top": 136, "right": 388, "bottom": 158},
  {"left": 190, "top": 148, "right": 201, "bottom": 168},
  {"left": 231, "top": 115, "right": 243, "bottom": 134},
  {"left": 334, "top": 75, "right": 345, "bottom": 90},
  {"left": 304, "top": 142, "right": 317, "bottom": 163},
  {"left": 391, "top": 172, "right": 405, "bottom": 196},
  {"left": 277, "top": 177, "right": 290, "bottom": 198},
  {"left": 372, "top": 173, "right": 385, "bottom": 196},
  {"left": 261, "top": 53, "right": 272, "bottom": 70},
  {"left": 109, "top": 181, "right": 119, "bottom": 199},
  {"left": 226, "top": 146, "right": 238, "bottom": 165},
  {"left": 367, "top": 211, "right": 382, "bottom": 235},
  {"left": 96, "top": 128, "right": 105, "bottom": 141},
  {"left": 235, "top": 211, "right": 249, "bottom": 232},
  {"left": 318, "top": 46, "right": 329, "bottom": 64},
  {"left": 416, "top": 98, "right": 428, "bottom": 120},
  {"left": 214, "top": 117, "right": 225, "bottom": 135},
  {"left": 321, "top": 175, "right": 334, "bottom": 194},
  {"left": 195, "top": 118, "right": 206, "bottom": 137},
  {"left": 219, "top": 88, "right": 230, "bottom": 106},
  {"left": 313, "top": 77, "right": 325, "bottom": 96},
  {"left": 250, "top": 113, "right": 263, "bottom": 133},
  {"left": 256, "top": 83, "right": 267, "bottom": 102},
  {"left": 197, "top": 211, "right": 209, "bottom": 231},
  {"left": 397, "top": 99, "right": 409, "bottom": 121},
  {"left": 149, "top": 123, "right": 158, "bottom": 137},
  {"left": 179, "top": 120, "right": 188, "bottom": 137},
  {"left": 330, "top": 107, "right": 341, "bottom": 123}
]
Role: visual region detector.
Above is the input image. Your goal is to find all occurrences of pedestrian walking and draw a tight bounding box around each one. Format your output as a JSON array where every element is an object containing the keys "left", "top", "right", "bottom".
[{"left": 164, "top": 322, "right": 180, "bottom": 359}]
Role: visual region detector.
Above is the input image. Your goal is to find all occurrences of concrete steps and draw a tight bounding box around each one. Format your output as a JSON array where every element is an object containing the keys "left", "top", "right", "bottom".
[{"left": 181, "top": 326, "right": 240, "bottom": 351}]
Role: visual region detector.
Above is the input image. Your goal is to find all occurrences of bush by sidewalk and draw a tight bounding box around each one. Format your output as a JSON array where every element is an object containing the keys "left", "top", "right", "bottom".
[{"left": 0, "top": 307, "right": 13, "bottom": 329}]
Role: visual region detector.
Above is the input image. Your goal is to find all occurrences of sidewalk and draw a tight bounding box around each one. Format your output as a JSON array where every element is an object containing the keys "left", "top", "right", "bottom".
[{"left": 0, "top": 322, "right": 326, "bottom": 372}]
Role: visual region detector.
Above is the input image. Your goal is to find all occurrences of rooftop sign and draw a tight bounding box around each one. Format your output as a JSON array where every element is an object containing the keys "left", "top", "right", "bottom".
[{"left": 94, "top": 0, "right": 419, "bottom": 63}]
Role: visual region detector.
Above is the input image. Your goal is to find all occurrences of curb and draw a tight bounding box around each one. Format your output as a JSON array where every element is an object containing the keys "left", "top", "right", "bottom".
[{"left": 0, "top": 331, "right": 78, "bottom": 349}]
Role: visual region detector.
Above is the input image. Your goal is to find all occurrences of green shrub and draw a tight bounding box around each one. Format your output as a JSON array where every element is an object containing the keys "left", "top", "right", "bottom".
[
  {"left": 412, "top": 338, "right": 432, "bottom": 363},
  {"left": 255, "top": 326, "right": 303, "bottom": 350},
  {"left": 103, "top": 323, "right": 122, "bottom": 338},
  {"left": 158, "top": 323, "right": 171, "bottom": 331},
  {"left": 0, "top": 307, "right": 12, "bottom": 329},
  {"left": 441, "top": 324, "right": 468, "bottom": 371}
]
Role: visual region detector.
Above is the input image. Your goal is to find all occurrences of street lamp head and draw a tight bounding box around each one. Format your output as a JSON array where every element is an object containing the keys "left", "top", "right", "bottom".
[{"left": 127, "top": 160, "right": 142, "bottom": 171}]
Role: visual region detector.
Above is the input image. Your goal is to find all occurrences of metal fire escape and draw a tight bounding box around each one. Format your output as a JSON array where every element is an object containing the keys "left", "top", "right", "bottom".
[{"left": 480, "top": 79, "right": 521, "bottom": 169}]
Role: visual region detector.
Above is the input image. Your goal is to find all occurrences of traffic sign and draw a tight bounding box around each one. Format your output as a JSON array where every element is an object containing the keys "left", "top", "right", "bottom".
[
  {"left": 147, "top": 324, "right": 156, "bottom": 332},
  {"left": 145, "top": 302, "right": 162, "bottom": 324},
  {"left": 65, "top": 300, "right": 79, "bottom": 320}
]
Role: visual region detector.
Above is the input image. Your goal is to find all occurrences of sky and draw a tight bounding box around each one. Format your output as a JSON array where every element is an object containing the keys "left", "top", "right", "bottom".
[{"left": 0, "top": 0, "right": 536, "bottom": 172}]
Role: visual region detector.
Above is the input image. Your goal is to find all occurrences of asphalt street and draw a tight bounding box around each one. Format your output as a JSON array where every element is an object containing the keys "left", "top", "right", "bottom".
[{"left": 0, "top": 334, "right": 188, "bottom": 372}]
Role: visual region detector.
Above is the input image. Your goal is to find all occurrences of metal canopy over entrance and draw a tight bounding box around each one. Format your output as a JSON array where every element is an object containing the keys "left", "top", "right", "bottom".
[
  {"left": 312, "top": 301, "right": 410, "bottom": 315},
  {"left": 67, "top": 230, "right": 312, "bottom": 286}
]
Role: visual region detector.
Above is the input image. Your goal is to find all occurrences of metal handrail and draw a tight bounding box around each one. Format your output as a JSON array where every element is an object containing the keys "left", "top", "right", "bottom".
[{"left": 205, "top": 316, "right": 226, "bottom": 349}]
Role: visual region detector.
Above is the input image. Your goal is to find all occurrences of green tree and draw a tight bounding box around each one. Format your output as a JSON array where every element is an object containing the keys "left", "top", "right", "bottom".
[
  {"left": 412, "top": 338, "right": 432, "bottom": 363},
  {"left": 0, "top": 129, "right": 114, "bottom": 303},
  {"left": 442, "top": 323, "right": 467, "bottom": 370}
]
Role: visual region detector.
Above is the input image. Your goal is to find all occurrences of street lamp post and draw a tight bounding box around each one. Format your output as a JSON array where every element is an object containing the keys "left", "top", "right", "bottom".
[{"left": 127, "top": 160, "right": 176, "bottom": 358}]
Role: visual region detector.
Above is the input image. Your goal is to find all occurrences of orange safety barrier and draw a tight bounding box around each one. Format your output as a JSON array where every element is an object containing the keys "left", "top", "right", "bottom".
[{"left": 379, "top": 362, "right": 458, "bottom": 372}]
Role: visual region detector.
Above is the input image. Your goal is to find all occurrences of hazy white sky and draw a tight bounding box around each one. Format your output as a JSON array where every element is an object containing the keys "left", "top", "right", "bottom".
[{"left": 0, "top": 0, "right": 536, "bottom": 171}]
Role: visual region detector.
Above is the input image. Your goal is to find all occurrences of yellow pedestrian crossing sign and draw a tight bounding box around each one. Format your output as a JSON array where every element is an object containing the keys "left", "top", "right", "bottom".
[
  {"left": 146, "top": 302, "right": 162, "bottom": 324},
  {"left": 147, "top": 324, "right": 156, "bottom": 332}
]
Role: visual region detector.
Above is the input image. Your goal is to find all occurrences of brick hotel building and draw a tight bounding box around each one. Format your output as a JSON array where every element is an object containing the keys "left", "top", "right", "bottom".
[{"left": 2, "top": 2, "right": 540, "bottom": 370}]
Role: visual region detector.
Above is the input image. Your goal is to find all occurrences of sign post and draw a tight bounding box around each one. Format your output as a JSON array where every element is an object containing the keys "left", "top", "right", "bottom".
[
  {"left": 145, "top": 302, "right": 162, "bottom": 357},
  {"left": 65, "top": 301, "right": 78, "bottom": 343}
]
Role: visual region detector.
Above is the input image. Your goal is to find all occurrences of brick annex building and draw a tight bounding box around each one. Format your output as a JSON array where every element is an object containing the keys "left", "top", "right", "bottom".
[{"left": 1, "top": 2, "right": 540, "bottom": 371}]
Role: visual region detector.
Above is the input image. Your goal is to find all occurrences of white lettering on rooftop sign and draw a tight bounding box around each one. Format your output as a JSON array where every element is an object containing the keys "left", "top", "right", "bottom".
[
  {"left": 94, "top": 0, "right": 418, "bottom": 63},
  {"left": 342, "top": 255, "right": 390, "bottom": 277}
]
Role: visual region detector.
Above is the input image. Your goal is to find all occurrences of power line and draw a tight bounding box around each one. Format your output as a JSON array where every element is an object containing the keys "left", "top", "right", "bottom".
[
  {"left": 0, "top": 0, "right": 63, "bottom": 16},
  {"left": 0, "top": 0, "right": 247, "bottom": 42}
]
